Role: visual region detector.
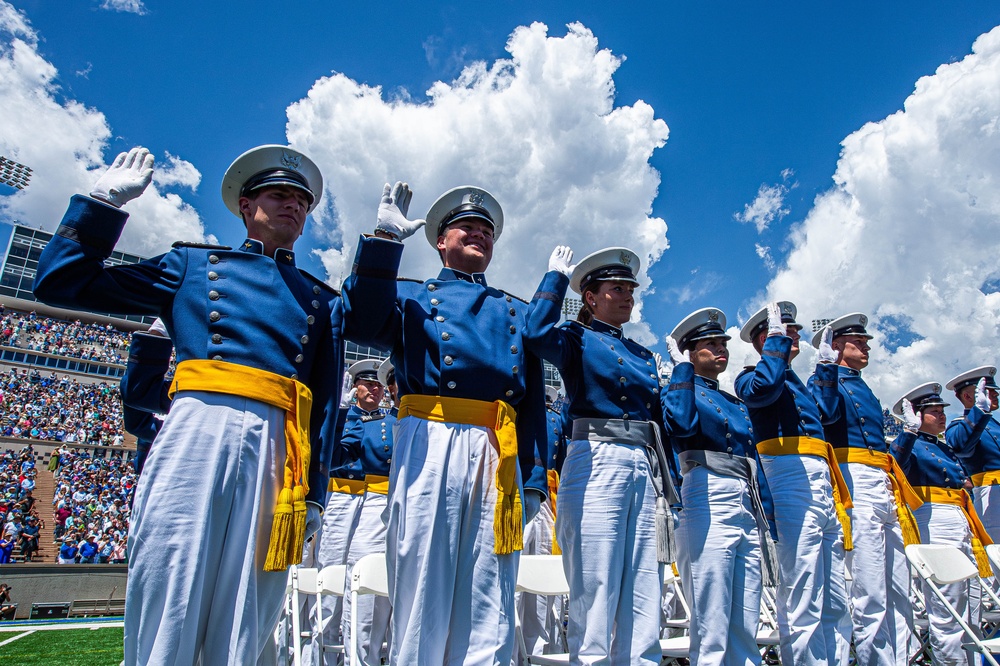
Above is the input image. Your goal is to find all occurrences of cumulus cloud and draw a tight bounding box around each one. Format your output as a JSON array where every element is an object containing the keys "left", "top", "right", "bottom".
[
  {"left": 286, "top": 21, "right": 670, "bottom": 343},
  {"left": 759, "top": 24, "right": 1000, "bottom": 407},
  {"left": 0, "top": 2, "right": 206, "bottom": 257},
  {"left": 100, "top": 0, "right": 146, "bottom": 15},
  {"left": 735, "top": 171, "right": 795, "bottom": 234}
]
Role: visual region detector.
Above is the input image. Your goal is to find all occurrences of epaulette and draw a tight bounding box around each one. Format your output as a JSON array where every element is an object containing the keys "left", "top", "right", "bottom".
[
  {"left": 398, "top": 277, "right": 425, "bottom": 284},
  {"left": 360, "top": 414, "right": 382, "bottom": 423},
  {"left": 171, "top": 241, "right": 232, "bottom": 250},
  {"left": 299, "top": 270, "right": 340, "bottom": 296},
  {"left": 499, "top": 289, "right": 528, "bottom": 304}
]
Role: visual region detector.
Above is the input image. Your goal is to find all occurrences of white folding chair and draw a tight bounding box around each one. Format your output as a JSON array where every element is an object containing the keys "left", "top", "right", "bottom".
[
  {"left": 289, "top": 566, "right": 320, "bottom": 666},
  {"left": 907, "top": 564, "right": 933, "bottom": 665},
  {"left": 659, "top": 565, "right": 691, "bottom": 664},
  {"left": 315, "top": 564, "right": 348, "bottom": 663},
  {"left": 515, "top": 554, "right": 570, "bottom": 665},
  {"left": 350, "top": 553, "right": 388, "bottom": 666},
  {"left": 906, "top": 543, "right": 1000, "bottom": 666}
]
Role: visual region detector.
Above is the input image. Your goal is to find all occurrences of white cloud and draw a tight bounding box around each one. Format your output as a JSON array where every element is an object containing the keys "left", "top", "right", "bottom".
[
  {"left": 761, "top": 24, "right": 1000, "bottom": 408},
  {"left": 100, "top": 0, "right": 146, "bottom": 15},
  {"left": 154, "top": 153, "right": 201, "bottom": 190},
  {"left": 286, "top": 21, "right": 670, "bottom": 343},
  {"left": 0, "top": 2, "right": 206, "bottom": 257},
  {"left": 755, "top": 243, "right": 775, "bottom": 271},
  {"left": 735, "top": 173, "right": 795, "bottom": 234}
]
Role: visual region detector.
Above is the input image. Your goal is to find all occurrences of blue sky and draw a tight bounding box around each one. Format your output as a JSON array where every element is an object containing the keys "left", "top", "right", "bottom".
[{"left": 3, "top": 0, "right": 1000, "bottom": 406}]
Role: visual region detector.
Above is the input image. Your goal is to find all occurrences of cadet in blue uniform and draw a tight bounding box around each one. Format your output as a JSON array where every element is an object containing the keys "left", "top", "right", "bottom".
[
  {"left": 892, "top": 383, "right": 989, "bottom": 666},
  {"left": 341, "top": 183, "right": 549, "bottom": 664},
  {"left": 120, "top": 322, "right": 173, "bottom": 476},
  {"left": 33, "top": 145, "right": 342, "bottom": 666},
  {"left": 945, "top": 366, "right": 1000, "bottom": 541},
  {"left": 734, "top": 302, "right": 852, "bottom": 666},
  {"left": 808, "top": 313, "right": 919, "bottom": 665},
  {"left": 524, "top": 245, "right": 671, "bottom": 666},
  {"left": 339, "top": 358, "right": 394, "bottom": 666},
  {"left": 517, "top": 384, "right": 569, "bottom": 659},
  {"left": 663, "top": 307, "right": 769, "bottom": 666}
]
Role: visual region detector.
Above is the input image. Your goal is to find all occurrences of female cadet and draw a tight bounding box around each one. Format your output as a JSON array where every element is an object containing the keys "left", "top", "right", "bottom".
[
  {"left": 662, "top": 308, "right": 770, "bottom": 666},
  {"left": 892, "top": 382, "right": 990, "bottom": 666},
  {"left": 524, "top": 245, "right": 671, "bottom": 665}
]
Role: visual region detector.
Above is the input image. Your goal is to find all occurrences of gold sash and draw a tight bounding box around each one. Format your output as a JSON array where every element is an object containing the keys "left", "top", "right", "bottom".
[
  {"left": 170, "top": 359, "right": 312, "bottom": 572},
  {"left": 365, "top": 474, "right": 390, "bottom": 496},
  {"left": 328, "top": 477, "right": 366, "bottom": 495},
  {"left": 398, "top": 394, "right": 522, "bottom": 555},
  {"left": 914, "top": 485, "right": 994, "bottom": 577},
  {"left": 834, "top": 447, "right": 922, "bottom": 546},
  {"left": 547, "top": 469, "right": 561, "bottom": 555},
  {"left": 757, "top": 436, "right": 854, "bottom": 550},
  {"left": 971, "top": 470, "right": 1000, "bottom": 487}
]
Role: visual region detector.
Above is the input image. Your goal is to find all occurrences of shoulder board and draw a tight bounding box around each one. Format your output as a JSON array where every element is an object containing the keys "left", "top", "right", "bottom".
[
  {"left": 397, "top": 277, "right": 425, "bottom": 284},
  {"left": 499, "top": 289, "right": 528, "bottom": 304},
  {"left": 171, "top": 241, "right": 232, "bottom": 250},
  {"left": 360, "top": 414, "right": 381, "bottom": 422},
  {"left": 299, "top": 271, "right": 340, "bottom": 296}
]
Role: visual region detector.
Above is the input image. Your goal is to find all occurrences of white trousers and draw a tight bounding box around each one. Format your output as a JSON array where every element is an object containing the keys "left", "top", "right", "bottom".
[
  {"left": 841, "top": 462, "right": 914, "bottom": 666},
  {"left": 386, "top": 416, "right": 519, "bottom": 665},
  {"left": 973, "top": 484, "right": 1000, "bottom": 543},
  {"left": 516, "top": 492, "right": 561, "bottom": 659},
  {"left": 759, "top": 453, "right": 851, "bottom": 666},
  {"left": 914, "top": 502, "right": 982, "bottom": 666},
  {"left": 124, "top": 392, "right": 287, "bottom": 666},
  {"left": 676, "top": 466, "right": 762, "bottom": 666},
  {"left": 342, "top": 490, "right": 391, "bottom": 666},
  {"left": 302, "top": 489, "right": 364, "bottom": 666},
  {"left": 557, "top": 439, "right": 662, "bottom": 666}
]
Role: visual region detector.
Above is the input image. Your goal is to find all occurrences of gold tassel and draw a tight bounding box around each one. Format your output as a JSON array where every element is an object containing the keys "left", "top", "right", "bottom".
[
  {"left": 264, "top": 487, "right": 294, "bottom": 572},
  {"left": 973, "top": 538, "right": 994, "bottom": 578},
  {"left": 289, "top": 487, "right": 307, "bottom": 565},
  {"left": 898, "top": 505, "right": 921, "bottom": 547},
  {"left": 494, "top": 487, "right": 522, "bottom": 555},
  {"left": 548, "top": 470, "right": 560, "bottom": 555},
  {"left": 837, "top": 504, "right": 853, "bottom": 551}
]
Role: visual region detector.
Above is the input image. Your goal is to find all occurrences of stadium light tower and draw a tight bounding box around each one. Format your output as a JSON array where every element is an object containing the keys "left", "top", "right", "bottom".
[{"left": 0, "top": 156, "right": 32, "bottom": 190}]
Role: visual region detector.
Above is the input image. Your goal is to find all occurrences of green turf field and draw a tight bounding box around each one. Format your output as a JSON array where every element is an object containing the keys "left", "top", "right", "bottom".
[{"left": 0, "top": 627, "right": 124, "bottom": 665}]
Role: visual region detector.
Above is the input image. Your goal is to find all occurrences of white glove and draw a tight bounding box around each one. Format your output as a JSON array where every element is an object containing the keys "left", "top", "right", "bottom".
[
  {"left": 90, "top": 147, "right": 154, "bottom": 208},
  {"left": 976, "top": 378, "right": 992, "bottom": 413},
  {"left": 338, "top": 372, "right": 353, "bottom": 408},
  {"left": 665, "top": 336, "right": 690, "bottom": 366},
  {"left": 524, "top": 490, "right": 543, "bottom": 523},
  {"left": 375, "top": 181, "right": 425, "bottom": 241},
  {"left": 816, "top": 326, "right": 838, "bottom": 364},
  {"left": 304, "top": 501, "right": 323, "bottom": 540},
  {"left": 345, "top": 387, "right": 357, "bottom": 406},
  {"left": 146, "top": 318, "right": 168, "bottom": 338},
  {"left": 652, "top": 352, "right": 670, "bottom": 380},
  {"left": 766, "top": 302, "right": 785, "bottom": 337},
  {"left": 901, "top": 399, "right": 921, "bottom": 431},
  {"left": 548, "top": 246, "right": 575, "bottom": 277}
]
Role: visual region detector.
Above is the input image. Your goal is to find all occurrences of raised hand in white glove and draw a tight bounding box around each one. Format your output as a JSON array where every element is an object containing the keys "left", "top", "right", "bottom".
[
  {"left": 651, "top": 352, "right": 670, "bottom": 381},
  {"left": 90, "top": 147, "right": 154, "bottom": 208},
  {"left": 548, "top": 245, "right": 575, "bottom": 277},
  {"left": 524, "top": 490, "right": 543, "bottom": 523},
  {"left": 375, "top": 181, "right": 425, "bottom": 241},
  {"left": 766, "top": 302, "right": 785, "bottom": 337},
  {"left": 665, "top": 336, "right": 690, "bottom": 366},
  {"left": 901, "top": 399, "right": 921, "bottom": 431},
  {"left": 146, "top": 318, "right": 169, "bottom": 338},
  {"left": 816, "top": 326, "right": 838, "bottom": 364},
  {"left": 338, "top": 371, "right": 353, "bottom": 408},
  {"left": 976, "top": 378, "right": 993, "bottom": 413},
  {"left": 305, "top": 501, "right": 323, "bottom": 540}
]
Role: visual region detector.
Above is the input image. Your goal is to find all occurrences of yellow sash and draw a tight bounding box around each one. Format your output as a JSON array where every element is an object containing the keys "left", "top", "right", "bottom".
[
  {"left": 971, "top": 470, "right": 1000, "bottom": 487},
  {"left": 399, "top": 394, "right": 522, "bottom": 555},
  {"left": 365, "top": 475, "right": 390, "bottom": 495},
  {"left": 547, "top": 469, "right": 561, "bottom": 555},
  {"left": 914, "top": 486, "right": 994, "bottom": 577},
  {"left": 834, "top": 447, "right": 923, "bottom": 546},
  {"left": 328, "top": 477, "right": 366, "bottom": 495},
  {"left": 757, "top": 436, "right": 854, "bottom": 550},
  {"left": 169, "top": 359, "right": 312, "bottom": 572}
]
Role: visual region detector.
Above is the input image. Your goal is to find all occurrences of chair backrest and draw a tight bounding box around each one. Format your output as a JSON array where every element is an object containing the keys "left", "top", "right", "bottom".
[
  {"left": 906, "top": 544, "right": 979, "bottom": 585},
  {"left": 515, "top": 555, "right": 569, "bottom": 596},
  {"left": 317, "top": 564, "right": 347, "bottom": 596},
  {"left": 351, "top": 553, "right": 389, "bottom": 597},
  {"left": 295, "top": 567, "right": 320, "bottom": 595},
  {"left": 987, "top": 543, "right": 1000, "bottom": 577}
]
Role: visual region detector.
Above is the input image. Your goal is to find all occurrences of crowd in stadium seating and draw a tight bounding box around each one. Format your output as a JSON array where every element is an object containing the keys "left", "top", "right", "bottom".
[
  {"left": 0, "top": 306, "right": 130, "bottom": 365},
  {"left": 0, "top": 445, "right": 44, "bottom": 563},
  {"left": 51, "top": 445, "right": 133, "bottom": 564},
  {"left": 0, "top": 368, "right": 125, "bottom": 446}
]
